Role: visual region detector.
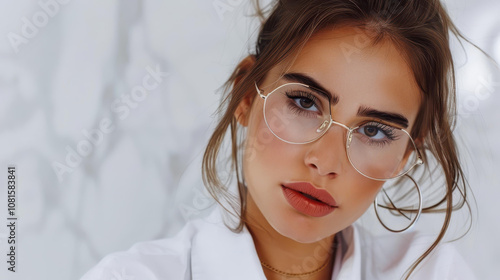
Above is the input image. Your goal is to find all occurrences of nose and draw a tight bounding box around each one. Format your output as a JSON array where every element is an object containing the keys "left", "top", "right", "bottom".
[{"left": 304, "top": 123, "right": 347, "bottom": 178}]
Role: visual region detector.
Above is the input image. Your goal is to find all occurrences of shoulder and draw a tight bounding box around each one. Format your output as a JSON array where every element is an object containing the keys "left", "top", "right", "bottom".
[
  {"left": 80, "top": 210, "right": 219, "bottom": 280},
  {"left": 81, "top": 207, "right": 266, "bottom": 280},
  {"left": 351, "top": 224, "right": 476, "bottom": 279}
]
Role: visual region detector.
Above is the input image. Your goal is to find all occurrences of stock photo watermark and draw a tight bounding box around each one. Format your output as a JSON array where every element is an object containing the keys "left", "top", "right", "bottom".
[
  {"left": 339, "top": 26, "right": 377, "bottom": 63},
  {"left": 178, "top": 182, "right": 215, "bottom": 221},
  {"left": 273, "top": 237, "right": 334, "bottom": 280},
  {"left": 458, "top": 74, "right": 499, "bottom": 118},
  {"left": 51, "top": 64, "right": 169, "bottom": 182},
  {"left": 5, "top": 166, "right": 18, "bottom": 273},
  {"left": 245, "top": 126, "right": 276, "bottom": 163},
  {"left": 7, "top": 0, "right": 73, "bottom": 54},
  {"left": 213, "top": 0, "right": 244, "bottom": 21}
]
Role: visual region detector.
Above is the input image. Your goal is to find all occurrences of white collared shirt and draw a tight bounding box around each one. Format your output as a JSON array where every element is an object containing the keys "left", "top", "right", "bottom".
[{"left": 80, "top": 206, "right": 476, "bottom": 280}]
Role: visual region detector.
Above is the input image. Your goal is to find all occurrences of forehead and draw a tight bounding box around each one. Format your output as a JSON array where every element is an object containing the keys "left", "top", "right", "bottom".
[{"left": 271, "top": 26, "right": 422, "bottom": 126}]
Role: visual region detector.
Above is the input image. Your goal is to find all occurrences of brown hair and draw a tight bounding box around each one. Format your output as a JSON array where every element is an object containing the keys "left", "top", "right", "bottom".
[{"left": 202, "top": 0, "right": 474, "bottom": 278}]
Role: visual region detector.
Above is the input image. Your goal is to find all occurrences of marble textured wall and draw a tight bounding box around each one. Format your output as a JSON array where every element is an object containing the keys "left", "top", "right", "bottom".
[{"left": 0, "top": 0, "right": 498, "bottom": 279}]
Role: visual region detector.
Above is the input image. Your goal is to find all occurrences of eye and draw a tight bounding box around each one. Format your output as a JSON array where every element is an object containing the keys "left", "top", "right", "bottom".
[
  {"left": 356, "top": 122, "right": 396, "bottom": 141},
  {"left": 295, "top": 97, "right": 315, "bottom": 110},
  {"left": 361, "top": 125, "right": 383, "bottom": 139},
  {"left": 285, "top": 91, "right": 322, "bottom": 113}
]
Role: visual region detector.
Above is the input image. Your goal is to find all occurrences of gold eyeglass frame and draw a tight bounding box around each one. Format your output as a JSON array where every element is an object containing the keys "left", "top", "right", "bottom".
[{"left": 254, "top": 81, "right": 424, "bottom": 181}]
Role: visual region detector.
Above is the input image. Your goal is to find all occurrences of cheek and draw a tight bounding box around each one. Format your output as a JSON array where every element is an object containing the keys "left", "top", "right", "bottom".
[
  {"left": 337, "top": 176, "right": 384, "bottom": 220},
  {"left": 244, "top": 101, "right": 300, "bottom": 166},
  {"left": 243, "top": 110, "right": 298, "bottom": 175}
]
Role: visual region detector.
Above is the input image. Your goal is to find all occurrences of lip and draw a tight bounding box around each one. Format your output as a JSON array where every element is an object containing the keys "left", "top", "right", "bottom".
[{"left": 281, "top": 182, "right": 337, "bottom": 217}]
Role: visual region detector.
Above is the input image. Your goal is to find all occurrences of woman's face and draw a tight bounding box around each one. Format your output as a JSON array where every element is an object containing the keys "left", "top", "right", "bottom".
[{"left": 239, "top": 26, "right": 421, "bottom": 243}]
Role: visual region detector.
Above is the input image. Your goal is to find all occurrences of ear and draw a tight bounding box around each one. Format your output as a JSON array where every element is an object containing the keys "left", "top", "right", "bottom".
[
  {"left": 234, "top": 55, "right": 257, "bottom": 127},
  {"left": 234, "top": 95, "right": 253, "bottom": 127}
]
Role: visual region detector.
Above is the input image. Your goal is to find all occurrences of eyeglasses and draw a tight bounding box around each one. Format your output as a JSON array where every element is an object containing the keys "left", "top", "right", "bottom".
[{"left": 254, "top": 82, "right": 423, "bottom": 181}]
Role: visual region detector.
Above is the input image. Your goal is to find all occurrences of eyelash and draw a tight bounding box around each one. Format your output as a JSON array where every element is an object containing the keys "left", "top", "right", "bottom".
[
  {"left": 357, "top": 121, "right": 399, "bottom": 146},
  {"left": 365, "top": 122, "right": 396, "bottom": 137},
  {"left": 285, "top": 91, "right": 323, "bottom": 114}
]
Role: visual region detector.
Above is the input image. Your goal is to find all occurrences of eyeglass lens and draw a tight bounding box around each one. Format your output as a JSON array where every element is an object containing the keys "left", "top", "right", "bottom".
[{"left": 263, "top": 83, "right": 418, "bottom": 180}]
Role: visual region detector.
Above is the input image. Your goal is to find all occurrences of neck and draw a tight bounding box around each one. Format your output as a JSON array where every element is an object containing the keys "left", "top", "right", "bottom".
[{"left": 244, "top": 193, "right": 336, "bottom": 280}]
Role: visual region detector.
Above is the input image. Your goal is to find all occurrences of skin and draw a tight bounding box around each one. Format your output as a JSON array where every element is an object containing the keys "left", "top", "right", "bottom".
[{"left": 234, "top": 26, "right": 421, "bottom": 280}]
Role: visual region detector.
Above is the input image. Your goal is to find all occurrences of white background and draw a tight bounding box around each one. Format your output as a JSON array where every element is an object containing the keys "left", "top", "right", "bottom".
[{"left": 0, "top": 0, "right": 498, "bottom": 279}]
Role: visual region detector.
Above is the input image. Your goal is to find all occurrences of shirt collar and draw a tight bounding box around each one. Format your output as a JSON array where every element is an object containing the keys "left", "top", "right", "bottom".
[
  {"left": 190, "top": 206, "right": 361, "bottom": 280},
  {"left": 190, "top": 207, "right": 267, "bottom": 280},
  {"left": 335, "top": 224, "right": 362, "bottom": 280}
]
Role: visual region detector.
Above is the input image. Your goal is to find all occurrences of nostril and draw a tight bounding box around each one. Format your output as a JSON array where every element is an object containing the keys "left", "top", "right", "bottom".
[
  {"left": 309, "top": 162, "right": 338, "bottom": 178},
  {"left": 327, "top": 172, "right": 337, "bottom": 179}
]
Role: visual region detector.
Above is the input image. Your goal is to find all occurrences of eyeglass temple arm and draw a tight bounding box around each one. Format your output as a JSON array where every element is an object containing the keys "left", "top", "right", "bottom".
[
  {"left": 255, "top": 82, "right": 266, "bottom": 99},
  {"left": 408, "top": 135, "right": 424, "bottom": 165}
]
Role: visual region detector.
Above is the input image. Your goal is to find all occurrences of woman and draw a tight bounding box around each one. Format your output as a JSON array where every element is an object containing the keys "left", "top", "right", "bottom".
[{"left": 81, "top": 0, "right": 477, "bottom": 279}]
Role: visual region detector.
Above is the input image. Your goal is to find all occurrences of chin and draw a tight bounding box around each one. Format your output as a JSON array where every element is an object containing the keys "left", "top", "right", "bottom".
[{"left": 269, "top": 210, "right": 333, "bottom": 243}]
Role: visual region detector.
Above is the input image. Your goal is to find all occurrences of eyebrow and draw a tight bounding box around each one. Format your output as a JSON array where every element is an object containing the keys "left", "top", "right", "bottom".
[
  {"left": 282, "top": 73, "right": 339, "bottom": 105},
  {"left": 357, "top": 106, "right": 409, "bottom": 128}
]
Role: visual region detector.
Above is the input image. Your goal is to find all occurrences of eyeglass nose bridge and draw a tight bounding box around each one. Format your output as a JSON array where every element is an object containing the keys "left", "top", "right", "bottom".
[{"left": 316, "top": 118, "right": 354, "bottom": 140}]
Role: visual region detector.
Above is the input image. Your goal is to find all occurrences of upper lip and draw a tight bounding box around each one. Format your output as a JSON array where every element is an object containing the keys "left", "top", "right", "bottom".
[{"left": 282, "top": 182, "right": 337, "bottom": 207}]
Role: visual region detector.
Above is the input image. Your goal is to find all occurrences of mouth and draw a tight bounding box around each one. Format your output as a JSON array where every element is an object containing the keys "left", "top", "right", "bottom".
[
  {"left": 281, "top": 182, "right": 337, "bottom": 217},
  {"left": 282, "top": 182, "right": 337, "bottom": 206},
  {"left": 300, "top": 192, "right": 325, "bottom": 203}
]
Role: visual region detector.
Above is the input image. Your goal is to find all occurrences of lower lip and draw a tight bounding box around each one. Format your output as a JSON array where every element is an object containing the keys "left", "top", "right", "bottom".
[{"left": 281, "top": 186, "right": 336, "bottom": 217}]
